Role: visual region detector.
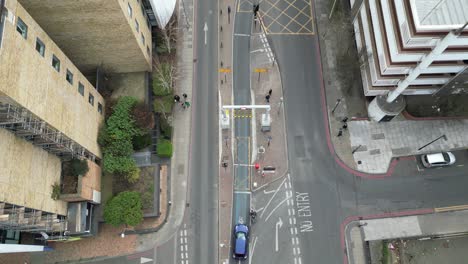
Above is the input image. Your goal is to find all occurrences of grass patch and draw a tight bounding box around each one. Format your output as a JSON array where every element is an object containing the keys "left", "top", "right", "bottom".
[{"left": 157, "top": 138, "right": 173, "bottom": 158}]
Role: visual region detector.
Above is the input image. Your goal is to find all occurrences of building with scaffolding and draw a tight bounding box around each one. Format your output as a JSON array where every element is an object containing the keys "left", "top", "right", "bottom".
[{"left": 0, "top": 0, "right": 106, "bottom": 249}]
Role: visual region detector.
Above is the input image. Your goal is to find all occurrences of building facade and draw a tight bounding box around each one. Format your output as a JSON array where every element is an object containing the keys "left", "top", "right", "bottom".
[
  {"left": 1, "top": 0, "right": 156, "bottom": 249},
  {"left": 351, "top": 0, "right": 468, "bottom": 96}
]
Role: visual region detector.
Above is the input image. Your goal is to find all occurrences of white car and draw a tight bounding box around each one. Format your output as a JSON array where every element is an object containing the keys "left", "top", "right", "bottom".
[{"left": 421, "top": 152, "right": 456, "bottom": 168}]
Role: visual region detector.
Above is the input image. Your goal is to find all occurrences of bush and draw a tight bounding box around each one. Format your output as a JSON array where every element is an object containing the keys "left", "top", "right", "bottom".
[
  {"left": 141, "top": 191, "right": 153, "bottom": 209},
  {"left": 152, "top": 63, "right": 173, "bottom": 96},
  {"left": 132, "top": 103, "right": 155, "bottom": 131},
  {"left": 159, "top": 116, "right": 172, "bottom": 139},
  {"left": 51, "top": 182, "right": 61, "bottom": 200},
  {"left": 153, "top": 95, "right": 174, "bottom": 114},
  {"left": 70, "top": 158, "right": 89, "bottom": 176},
  {"left": 103, "top": 191, "right": 143, "bottom": 227},
  {"left": 100, "top": 97, "right": 141, "bottom": 180},
  {"left": 157, "top": 139, "right": 173, "bottom": 158},
  {"left": 133, "top": 133, "right": 152, "bottom": 151}
]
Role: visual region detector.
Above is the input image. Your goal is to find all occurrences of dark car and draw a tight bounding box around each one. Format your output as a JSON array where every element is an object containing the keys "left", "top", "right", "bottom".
[{"left": 233, "top": 224, "right": 249, "bottom": 260}]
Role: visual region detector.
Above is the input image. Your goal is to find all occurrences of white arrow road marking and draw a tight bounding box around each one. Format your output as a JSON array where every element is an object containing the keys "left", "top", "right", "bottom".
[
  {"left": 140, "top": 257, "right": 153, "bottom": 264},
  {"left": 204, "top": 22, "right": 208, "bottom": 45},
  {"left": 275, "top": 217, "right": 283, "bottom": 252}
]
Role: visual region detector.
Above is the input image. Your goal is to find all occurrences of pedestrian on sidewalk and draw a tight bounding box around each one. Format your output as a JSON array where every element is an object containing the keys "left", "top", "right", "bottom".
[
  {"left": 268, "top": 89, "right": 272, "bottom": 96},
  {"left": 182, "top": 93, "right": 188, "bottom": 101},
  {"left": 174, "top": 94, "right": 180, "bottom": 103},
  {"left": 265, "top": 94, "right": 270, "bottom": 103},
  {"left": 183, "top": 101, "right": 191, "bottom": 109},
  {"left": 337, "top": 128, "right": 343, "bottom": 137},
  {"left": 342, "top": 123, "right": 348, "bottom": 130},
  {"left": 342, "top": 117, "right": 348, "bottom": 123}
]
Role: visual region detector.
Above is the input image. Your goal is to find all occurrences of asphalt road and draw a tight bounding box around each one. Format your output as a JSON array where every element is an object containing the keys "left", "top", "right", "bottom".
[
  {"left": 264, "top": 33, "right": 468, "bottom": 264},
  {"left": 231, "top": 10, "right": 254, "bottom": 261},
  {"left": 186, "top": 0, "right": 219, "bottom": 263}
]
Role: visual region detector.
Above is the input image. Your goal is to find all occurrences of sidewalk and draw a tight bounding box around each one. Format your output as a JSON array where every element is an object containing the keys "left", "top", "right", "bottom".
[
  {"left": 217, "top": 0, "right": 234, "bottom": 263},
  {"left": 315, "top": 0, "right": 468, "bottom": 174},
  {"left": 250, "top": 23, "right": 288, "bottom": 190},
  {"left": 135, "top": 0, "right": 194, "bottom": 250},
  {"left": 345, "top": 209, "right": 468, "bottom": 264}
]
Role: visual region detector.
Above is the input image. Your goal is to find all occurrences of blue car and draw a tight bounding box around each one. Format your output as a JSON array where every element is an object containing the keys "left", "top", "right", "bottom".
[{"left": 233, "top": 224, "right": 249, "bottom": 260}]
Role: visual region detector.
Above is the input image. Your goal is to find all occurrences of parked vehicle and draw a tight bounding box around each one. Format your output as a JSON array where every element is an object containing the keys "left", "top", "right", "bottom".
[{"left": 421, "top": 152, "right": 456, "bottom": 168}]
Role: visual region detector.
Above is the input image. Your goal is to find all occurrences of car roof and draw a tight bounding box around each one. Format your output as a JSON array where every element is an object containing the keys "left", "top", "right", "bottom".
[
  {"left": 235, "top": 236, "right": 246, "bottom": 254},
  {"left": 426, "top": 153, "right": 445, "bottom": 163}
]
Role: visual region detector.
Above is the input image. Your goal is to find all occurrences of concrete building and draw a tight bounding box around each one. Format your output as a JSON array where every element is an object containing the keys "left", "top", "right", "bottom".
[
  {"left": 0, "top": 0, "right": 157, "bottom": 249},
  {"left": 351, "top": 0, "right": 468, "bottom": 97},
  {"left": 17, "top": 0, "right": 152, "bottom": 76}
]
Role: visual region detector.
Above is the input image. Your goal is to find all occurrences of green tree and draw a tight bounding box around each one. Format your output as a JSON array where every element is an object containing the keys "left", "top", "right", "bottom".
[
  {"left": 70, "top": 158, "right": 89, "bottom": 176},
  {"left": 103, "top": 191, "right": 143, "bottom": 227}
]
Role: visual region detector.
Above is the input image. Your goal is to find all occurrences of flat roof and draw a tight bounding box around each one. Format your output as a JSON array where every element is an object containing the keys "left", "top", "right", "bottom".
[{"left": 413, "top": 0, "right": 468, "bottom": 26}]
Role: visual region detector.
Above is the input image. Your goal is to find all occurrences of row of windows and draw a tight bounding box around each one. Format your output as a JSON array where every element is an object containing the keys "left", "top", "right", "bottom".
[
  {"left": 16, "top": 17, "right": 103, "bottom": 115},
  {"left": 127, "top": 1, "right": 151, "bottom": 56}
]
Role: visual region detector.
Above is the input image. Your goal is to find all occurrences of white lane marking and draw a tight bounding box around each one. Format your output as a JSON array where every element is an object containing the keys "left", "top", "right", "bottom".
[
  {"left": 180, "top": 245, "right": 184, "bottom": 251},
  {"left": 185, "top": 244, "right": 188, "bottom": 251},
  {"left": 263, "top": 189, "right": 275, "bottom": 194},
  {"left": 294, "top": 227, "right": 298, "bottom": 234},
  {"left": 457, "top": 164, "right": 464, "bottom": 167},
  {"left": 289, "top": 218, "right": 292, "bottom": 225},
  {"left": 294, "top": 257, "right": 298, "bottom": 264},
  {"left": 295, "top": 237, "right": 299, "bottom": 245},
  {"left": 288, "top": 208, "right": 291, "bottom": 216},
  {"left": 249, "top": 236, "right": 258, "bottom": 264},
  {"left": 256, "top": 206, "right": 265, "bottom": 212},
  {"left": 293, "top": 217, "right": 296, "bottom": 225},
  {"left": 180, "top": 230, "right": 184, "bottom": 236},
  {"left": 298, "top": 257, "right": 302, "bottom": 264},
  {"left": 293, "top": 247, "right": 296, "bottom": 255},
  {"left": 292, "top": 237, "right": 296, "bottom": 245},
  {"left": 184, "top": 230, "right": 187, "bottom": 236},
  {"left": 291, "top": 208, "right": 296, "bottom": 215},
  {"left": 265, "top": 194, "right": 291, "bottom": 222},
  {"left": 260, "top": 177, "right": 288, "bottom": 218},
  {"left": 234, "top": 33, "right": 250, "bottom": 36},
  {"left": 287, "top": 199, "right": 291, "bottom": 206},
  {"left": 185, "top": 252, "right": 188, "bottom": 259},
  {"left": 180, "top": 253, "right": 184, "bottom": 259},
  {"left": 180, "top": 237, "right": 183, "bottom": 244},
  {"left": 184, "top": 237, "right": 187, "bottom": 243},
  {"left": 234, "top": 191, "right": 252, "bottom": 194},
  {"left": 290, "top": 227, "right": 294, "bottom": 235},
  {"left": 297, "top": 247, "right": 301, "bottom": 255}
]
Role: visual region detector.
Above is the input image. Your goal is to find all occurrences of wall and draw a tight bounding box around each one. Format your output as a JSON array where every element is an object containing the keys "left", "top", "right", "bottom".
[
  {"left": 18, "top": 0, "right": 152, "bottom": 74},
  {"left": 0, "top": 0, "right": 104, "bottom": 157}
]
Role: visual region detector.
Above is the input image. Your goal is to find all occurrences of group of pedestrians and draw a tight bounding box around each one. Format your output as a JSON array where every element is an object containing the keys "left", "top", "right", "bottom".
[
  {"left": 337, "top": 117, "right": 348, "bottom": 137},
  {"left": 174, "top": 93, "right": 191, "bottom": 109}
]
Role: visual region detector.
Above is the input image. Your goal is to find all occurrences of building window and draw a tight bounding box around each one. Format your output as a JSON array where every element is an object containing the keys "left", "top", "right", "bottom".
[
  {"left": 127, "top": 3, "right": 133, "bottom": 18},
  {"left": 88, "top": 93, "right": 94, "bottom": 106},
  {"left": 141, "top": 33, "right": 145, "bottom": 45},
  {"left": 16, "top": 17, "right": 28, "bottom": 39},
  {"left": 52, "top": 55, "right": 60, "bottom": 72},
  {"left": 135, "top": 20, "right": 139, "bottom": 32},
  {"left": 66, "top": 69, "right": 73, "bottom": 85},
  {"left": 78, "top": 82, "right": 84, "bottom": 96},
  {"left": 35, "top": 38, "right": 45, "bottom": 57},
  {"left": 98, "top": 103, "right": 103, "bottom": 114}
]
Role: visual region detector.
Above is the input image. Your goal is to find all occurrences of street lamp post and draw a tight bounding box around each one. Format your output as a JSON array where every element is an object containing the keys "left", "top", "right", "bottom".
[{"left": 417, "top": 135, "right": 447, "bottom": 151}]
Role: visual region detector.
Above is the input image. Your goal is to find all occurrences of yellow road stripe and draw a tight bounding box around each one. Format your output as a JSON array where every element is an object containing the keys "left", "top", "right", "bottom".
[{"left": 435, "top": 204, "right": 468, "bottom": 213}]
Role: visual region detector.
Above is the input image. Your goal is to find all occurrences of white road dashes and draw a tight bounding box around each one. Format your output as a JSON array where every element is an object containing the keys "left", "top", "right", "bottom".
[
  {"left": 285, "top": 174, "right": 302, "bottom": 264},
  {"left": 179, "top": 224, "right": 189, "bottom": 264}
]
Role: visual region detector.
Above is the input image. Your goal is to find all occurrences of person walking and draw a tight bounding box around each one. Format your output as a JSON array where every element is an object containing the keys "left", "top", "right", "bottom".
[
  {"left": 337, "top": 128, "right": 343, "bottom": 137},
  {"left": 174, "top": 94, "right": 180, "bottom": 103},
  {"left": 265, "top": 94, "right": 270, "bottom": 103},
  {"left": 268, "top": 89, "right": 272, "bottom": 96},
  {"left": 182, "top": 93, "right": 188, "bottom": 101}
]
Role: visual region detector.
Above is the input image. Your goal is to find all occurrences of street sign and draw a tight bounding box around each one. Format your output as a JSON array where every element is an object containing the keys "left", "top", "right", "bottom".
[
  {"left": 254, "top": 68, "right": 267, "bottom": 73},
  {"left": 219, "top": 68, "right": 231, "bottom": 73}
]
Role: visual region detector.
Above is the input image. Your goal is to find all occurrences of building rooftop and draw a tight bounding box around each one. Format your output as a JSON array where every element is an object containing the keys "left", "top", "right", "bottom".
[{"left": 413, "top": 0, "right": 468, "bottom": 26}]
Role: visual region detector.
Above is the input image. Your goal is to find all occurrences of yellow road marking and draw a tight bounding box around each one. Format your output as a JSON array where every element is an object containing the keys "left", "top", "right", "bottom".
[{"left": 435, "top": 204, "right": 468, "bottom": 213}]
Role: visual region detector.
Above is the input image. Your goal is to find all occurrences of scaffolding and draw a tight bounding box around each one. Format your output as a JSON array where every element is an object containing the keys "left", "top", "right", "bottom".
[
  {"left": 0, "top": 101, "right": 96, "bottom": 161},
  {"left": 0, "top": 203, "right": 67, "bottom": 234}
]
